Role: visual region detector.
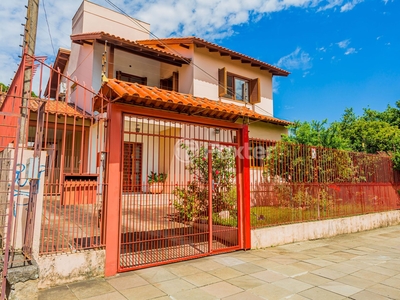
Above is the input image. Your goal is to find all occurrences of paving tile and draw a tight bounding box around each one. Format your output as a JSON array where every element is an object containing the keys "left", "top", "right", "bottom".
[
  {"left": 107, "top": 273, "right": 149, "bottom": 290},
  {"left": 222, "top": 290, "right": 265, "bottom": 300},
  {"left": 325, "top": 262, "right": 360, "bottom": 274},
  {"left": 229, "top": 253, "right": 264, "bottom": 263},
  {"left": 304, "top": 258, "right": 335, "bottom": 267},
  {"left": 272, "top": 278, "right": 313, "bottom": 293},
  {"left": 68, "top": 279, "right": 115, "bottom": 299},
  {"left": 267, "top": 264, "right": 308, "bottom": 277},
  {"left": 251, "top": 259, "right": 280, "bottom": 269},
  {"left": 379, "top": 261, "right": 400, "bottom": 272},
  {"left": 290, "top": 261, "right": 320, "bottom": 272},
  {"left": 200, "top": 281, "right": 243, "bottom": 298},
  {"left": 319, "top": 281, "right": 361, "bottom": 297},
  {"left": 318, "top": 254, "right": 348, "bottom": 263},
  {"left": 84, "top": 291, "right": 126, "bottom": 300},
  {"left": 182, "top": 272, "right": 222, "bottom": 286},
  {"left": 350, "top": 290, "right": 391, "bottom": 300},
  {"left": 268, "top": 256, "right": 299, "bottom": 265},
  {"left": 134, "top": 267, "right": 177, "bottom": 283},
  {"left": 366, "top": 283, "right": 400, "bottom": 299},
  {"left": 170, "top": 288, "right": 218, "bottom": 300},
  {"left": 231, "top": 262, "right": 265, "bottom": 274},
  {"left": 336, "top": 274, "right": 375, "bottom": 289},
  {"left": 249, "top": 282, "right": 294, "bottom": 299},
  {"left": 165, "top": 263, "right": 203, "bottom": 277},
  {"left": 380, "top": 276, "right": 400, "bottom": 289},
  {"left": 190, "top": 259, "right": 225, "bottom": 271},
  {"left": 250, "top": 270, "right": 288, "bottom": 283},
  {"left": 208, "top": 266, "right": 244, "bottom": 280},
  {"left": 39, "top": 285, "right": 78, "bottom": 300},
  {"left": 283, "top": 295, "right": 309, "bottom": 300},
  {"left": 119, "top": 284, "right": 166, "bottom": 300},
  {"left": 365, "top": 265, "right": 399, "bottom": 277},
  {"left": 153, "top": 278, "right": 195, "bottom": 295},
  {"left": 299, "top": 287, "right": 345, "bottom": 300},
  {"left": 295, "top": 273, "right": 332, "bottom": 286},
  {"left": 226, "top": 275, "right": 266, "bottom": 290},
  {"left": 212, "top": 256, "right": 246, "bottom": 266},
  {"left": 310, "top": 267, "right": 347, "bottom": 280},
  {"left": 351, "top": 269, "right": 390, "bottom": 283}
]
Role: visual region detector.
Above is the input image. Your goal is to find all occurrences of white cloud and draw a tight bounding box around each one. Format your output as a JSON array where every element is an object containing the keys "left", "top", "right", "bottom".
[
  {"left": 317, "top": 46, "right": 327, "bottom": 52},
  {"left": 277, "top": 47, "right": 312, "bottom": 70},
  {"left": 337, "top": 39, "right": 350, "bottom": 48},
  {"left": 340, "top": 0, "right": 364, "bottom": 12},
  {"left": 344, "top": 47, "right": 357, "bottom": 55},
  {"left": 317, "top": 0, "right": 343, "bottom": 12},
  {"left": 0, "top": 0, "right": 366, "bottom": 84}
]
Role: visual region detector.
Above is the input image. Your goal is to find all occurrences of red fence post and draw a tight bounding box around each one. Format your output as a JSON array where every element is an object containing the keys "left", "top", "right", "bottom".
[
  {"left": 242, "top": 125, "right": 251, "bottom": 249},
  {"left": 104, "top": 104, "right": 122, "bottom": 276}
]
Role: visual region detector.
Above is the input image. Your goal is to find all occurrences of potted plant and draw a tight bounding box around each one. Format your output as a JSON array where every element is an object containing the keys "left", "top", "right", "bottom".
[{"left": 148, "top": 171, "right": 167, "bottom": 194}]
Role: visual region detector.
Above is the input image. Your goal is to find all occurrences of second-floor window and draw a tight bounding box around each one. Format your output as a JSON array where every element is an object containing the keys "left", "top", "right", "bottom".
[
  {"left": 218, "top": 67, "right": 260, "bottom": 104},
  {"left": 227, "top": 74, "right": 249, "bottom": 101},
  {"left": 116, "top": 71, "right": 147, "bottom": 85}
]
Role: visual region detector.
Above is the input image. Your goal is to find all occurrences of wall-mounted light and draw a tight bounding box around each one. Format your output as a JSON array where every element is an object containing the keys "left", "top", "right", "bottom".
[
  {"left": 215, "top": 128, "right": 220, "bottom": 134},
  {"left": 135, "top": 123, "right": 141, "bottom": 133}
]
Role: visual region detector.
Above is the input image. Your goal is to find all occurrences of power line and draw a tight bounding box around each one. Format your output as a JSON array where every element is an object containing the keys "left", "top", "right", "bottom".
[
  {"left": 42, "top": 0, "right": 56, "bottom": 57},
  {"left": 104, "top": 0, "right": 275, "bottom": 118}
]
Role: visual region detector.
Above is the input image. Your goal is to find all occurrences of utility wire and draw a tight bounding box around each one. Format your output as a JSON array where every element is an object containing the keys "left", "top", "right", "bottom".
[
  {"left": 42, "top": 0, "right": 56, "bottom": 57},
  {"left": 104, "top": 0, "right": 276, "bottom": 118}
]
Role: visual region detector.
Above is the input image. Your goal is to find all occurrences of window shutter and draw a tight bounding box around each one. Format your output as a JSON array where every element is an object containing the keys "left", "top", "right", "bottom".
[
  {"left": 249, "top": 78, "right": 260, "bottom": 104},
  {"left": 173, "top": 72, "right": 179, "bottom": 92},
  {"left": 218, "top": 67, "right": 227, "bottom": 97}
]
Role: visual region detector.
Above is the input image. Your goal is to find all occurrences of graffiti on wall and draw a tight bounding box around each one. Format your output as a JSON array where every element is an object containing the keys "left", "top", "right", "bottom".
[{"left": 13, "top": 163, "right": 46, "bottom": 216}]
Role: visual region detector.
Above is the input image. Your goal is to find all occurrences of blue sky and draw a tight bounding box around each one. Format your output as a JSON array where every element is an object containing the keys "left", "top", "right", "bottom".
[{"left": 1, "top": 0, "right": 399, "bottom": 123}]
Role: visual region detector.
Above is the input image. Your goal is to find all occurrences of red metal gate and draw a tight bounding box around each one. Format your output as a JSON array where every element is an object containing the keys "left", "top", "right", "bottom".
[{"left": 118, "top": 114, "right": 242, "bottom": 271}]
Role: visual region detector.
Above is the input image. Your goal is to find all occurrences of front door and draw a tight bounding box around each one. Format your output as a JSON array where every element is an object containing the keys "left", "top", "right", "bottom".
[{"left": 123, "top": 142, "right": 142, "bottom": 192}]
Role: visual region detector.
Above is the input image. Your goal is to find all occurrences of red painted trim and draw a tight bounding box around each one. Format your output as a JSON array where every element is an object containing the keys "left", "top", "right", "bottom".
[
  {"left": 242, "top": 125, "right": 251, "bottom": 249},
  {"left": 104, "top": 103, "right": 123, "bottom": 277}
]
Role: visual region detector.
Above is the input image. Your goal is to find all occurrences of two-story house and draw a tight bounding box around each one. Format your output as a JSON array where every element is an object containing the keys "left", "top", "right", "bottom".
[
  {"left": 44, "top": 0, "right": 292, "bottom": 277},
  {"left": 0, "top": 0, "right": 292, "bottom": 284}
]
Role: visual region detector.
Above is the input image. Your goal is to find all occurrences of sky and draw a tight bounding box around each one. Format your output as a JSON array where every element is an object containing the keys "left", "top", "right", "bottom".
[{"left": 0, "top": 0, "right": 399, "bottom": 123}]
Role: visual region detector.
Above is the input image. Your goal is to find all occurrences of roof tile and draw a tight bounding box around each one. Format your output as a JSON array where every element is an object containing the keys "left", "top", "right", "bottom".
[{"left": 100, "top": 79, "right": 290, "bottom": 126}]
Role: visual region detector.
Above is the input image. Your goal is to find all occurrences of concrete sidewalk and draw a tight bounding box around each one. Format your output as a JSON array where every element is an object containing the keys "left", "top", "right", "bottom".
[{"left": 39, "top": 224, "right": 400, "bottom": 300}]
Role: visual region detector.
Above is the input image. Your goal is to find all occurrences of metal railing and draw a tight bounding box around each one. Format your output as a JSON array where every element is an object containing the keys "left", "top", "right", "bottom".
[{"left": 249, "top": 139, "right": 400, "bottom": 229}]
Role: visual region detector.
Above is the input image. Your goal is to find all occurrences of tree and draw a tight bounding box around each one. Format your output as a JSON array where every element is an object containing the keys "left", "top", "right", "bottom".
[
  {"left": 282, "top": 119, "right": 350, "bottom": 150},
  {"left": 281, "top": 103, "right": 400, "bottom": 170},
  {"left": 0, "top": 82, "right": 9, "bottom": 93}
]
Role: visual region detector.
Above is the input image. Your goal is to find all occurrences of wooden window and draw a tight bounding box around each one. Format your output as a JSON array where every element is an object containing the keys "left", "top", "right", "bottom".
[
  {"left": 160, "top": 72, "right": 179, "bottom": 91},
  {"left": 116, "top": 71, "right": 147, "bottom": 85},
  {"left": 123, "top": 142, "right": 143, "bottom": 192},
  {"left": 218, "top": 68, "right": 260, "bottom": 104}
]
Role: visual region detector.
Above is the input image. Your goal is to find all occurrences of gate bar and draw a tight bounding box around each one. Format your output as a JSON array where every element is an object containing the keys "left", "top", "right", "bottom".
[
  {"left": 208, "top": 144, "right": 213, "bottom": 253},
  {"left": 1, "top": 119, "right": 21, "bottom": 300}
]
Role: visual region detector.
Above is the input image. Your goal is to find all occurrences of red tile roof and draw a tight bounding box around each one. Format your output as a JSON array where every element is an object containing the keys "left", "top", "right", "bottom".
[
  {"left": 97, "top": 79, "right": 290, "bottom": 126},
  {"left": 71, "top": 32, "right": 190, "bottom": 67},
  {"left": 29, "top": 99, "right": 88, "bottom": 118},
  {"left": 137, "top": 37, "right": 290, "bottom": 77}
]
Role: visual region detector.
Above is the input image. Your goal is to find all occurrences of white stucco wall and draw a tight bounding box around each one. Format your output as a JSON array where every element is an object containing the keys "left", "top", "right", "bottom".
[
  {"left": 247, "top": 121, "right": 288, "bottom": 141},
  {"left": 114, "top": 49, "right": 162, "bottom": 87},
  {"left": 72, "top": 1, "right": 150, "bottom": 41},
  {"left": 251, "top": 210, "right": 400, "bottom": 249},
  {"left": 192, "top": 47, "right": 274, "bottom": 117}
]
